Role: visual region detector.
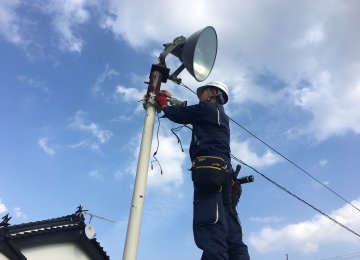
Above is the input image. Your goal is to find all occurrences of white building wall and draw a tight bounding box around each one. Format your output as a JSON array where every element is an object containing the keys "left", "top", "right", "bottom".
[
  {"left": 21, "top": 242, "right": 92, "bottom": 260},
  {"left": 0, "top": 252, "right": 10, "bottom": 260}
]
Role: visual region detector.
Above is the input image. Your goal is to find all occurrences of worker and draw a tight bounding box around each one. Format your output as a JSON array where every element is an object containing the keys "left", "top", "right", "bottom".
[{"left": 155, "top": 81, "right": 250, "bottom": 260}]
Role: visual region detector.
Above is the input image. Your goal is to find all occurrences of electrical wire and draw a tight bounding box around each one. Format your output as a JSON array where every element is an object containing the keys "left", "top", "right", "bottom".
[
  {"left": 230, "top": 154, "right": 360, "bottom": 238},
  {"left": 320, "top": 250, "right": 360, "bottom": 260},
  {"left": 163, "top": 81, "right": 360, "bottom": 237},
  {"left": 167, "top": 120, "right": 360, "bottom": 238},
  {"left": 171, "top": 124, "right": 193, "bottom": 153},
  {"left": 171, "top": 126, "right": 185, "bottom": 152},
  {"left": 151, "top": 113, "right": 163, "bottom": 175},
  {"left": 180, "top": 82, "right": 197, "bottom": 95},
  {"left": 229, "top": 117, "right": 360, "bottom": 214},
  {"left": 178, "top": 81, "right": 360, "bottom": 214}
]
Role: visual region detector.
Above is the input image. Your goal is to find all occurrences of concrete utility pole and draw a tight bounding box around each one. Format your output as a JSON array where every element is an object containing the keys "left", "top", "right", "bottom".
[{"left": 122, "top": 68, "right": 165, "bottom": 260}]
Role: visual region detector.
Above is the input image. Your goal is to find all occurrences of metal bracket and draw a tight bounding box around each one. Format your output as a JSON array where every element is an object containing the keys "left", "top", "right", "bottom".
[
  {"left": 149, "top": 64, "right": 170, "bottom": 84},
  {"left": 159, "top": 36, "right": 186, "bottom": 65}
]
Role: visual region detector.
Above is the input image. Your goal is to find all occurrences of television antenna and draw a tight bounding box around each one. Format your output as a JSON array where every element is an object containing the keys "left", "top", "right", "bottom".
[{"left": 83, "top": 210, "right": 115, "bottom": 224}]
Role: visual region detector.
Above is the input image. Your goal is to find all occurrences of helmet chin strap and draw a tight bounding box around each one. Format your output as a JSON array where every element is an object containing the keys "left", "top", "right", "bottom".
[
  {"left": 218, "top": 92, "right": 225, "bottom": 104},
  {"left": 207, "top": 88, "right": 211, "bottom": 101},
  {"left": 207, "top": 88, "right": 224, "bottom": 104}
]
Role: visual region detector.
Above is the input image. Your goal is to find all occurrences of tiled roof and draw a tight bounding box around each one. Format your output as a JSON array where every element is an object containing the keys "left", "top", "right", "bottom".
[
  {"left": 0, "top": 212, "right": 110, "bottom": 259},
  {"left": 5, "top": 214, "right": 80, "bottom": 238}
]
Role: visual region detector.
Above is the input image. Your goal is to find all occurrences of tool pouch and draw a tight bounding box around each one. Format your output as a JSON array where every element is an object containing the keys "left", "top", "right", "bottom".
[
  {"left": 231, "top": 179, "right": 242, "bottom": 207},
  {"left": 191, "top": 156, "right": 226, "bottom": 192}
]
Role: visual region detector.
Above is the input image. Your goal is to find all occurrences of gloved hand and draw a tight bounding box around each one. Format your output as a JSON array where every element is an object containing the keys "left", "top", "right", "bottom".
[{"left": 155, "top": 94, "right": 168, "bottom": 109}]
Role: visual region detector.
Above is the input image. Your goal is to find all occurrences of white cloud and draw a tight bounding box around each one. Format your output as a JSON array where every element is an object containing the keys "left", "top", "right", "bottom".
[
  {"left": 322, "top": 181, "right": 329, "bottom": 186},
  {"left": 291, "top": 70, "right": 360, "bottom": 141},
  {"left": 0, "top": 0, "right": 97, "bottom": 53},
  {"left": 114, "top": 84, "right": 146, "bottom": 114},
  {"left": 319, "top": 160, "right": 327, "bottom": 167},
  {"left": 68, "top": 140, "right": 101, "bottom": 153},
  {"left": 89, "top": 170, "right": 103, "bottom": 180},
  {"left": 92, "top": 64, "right": 120, "bottom": 97},
  {"left": 38, "top": 137, "right": 56, "bottom": 155},
  {"left": 250, "top": 216, "right": 285, "bottom": 224},
  {"left": 4, "top": 0, "right": 360, "bottom": 145},
  {"left": 249, "top": 198, "right": 360, "bottom": 254},
  {"left": 5, "top": 0, "right": 357, "bottom": 143},
  {"left": 115, "top": 85, "right": 144, "bottom": 103},
  {"left": 0, "top": 201, "right": 26, "bottom": 220},
  {"left": 69, "top": 110, "right": 112, "bottom": 144},
  {"left": 13, "top": 207, "right": 27, "bottom": 219},
  {"left": 293, "top": 23, "right": 325, "bottom": 48},
  {"left": 147, "top": 134, "right": 187, "bottom": 190},
  {"left": 0, "top": 199, "right": 7, "bottom": 214},
  {"left": 68, "top": 140, "right": 88, "bottom": 149},
  {"left": 17, "top": 75, "right": 50, "bottom": 95},
  {"left": 100, "top": 0, "right": 360, "bottom": 142},
  {"left": 127, "top": 124, "right": 187, "bottom": 191},
  {"left": 0, "top": 0, "right": 25, "bottom": 46},
  {"left": 231, "top": 140, "right": 281, "bottom": 168},
  {"left": 102, "top": 0, "right": 213, "bottom": 48},
  {"left": 114, "top": 170, "right": 125, "bottom": 180},
  {"left": 43, "top": 0, "right": 91, "bottom": 53}
]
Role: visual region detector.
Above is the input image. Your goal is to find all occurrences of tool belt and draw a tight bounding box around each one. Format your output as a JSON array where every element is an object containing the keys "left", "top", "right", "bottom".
[{"left": 191, "top": 156, "right": 227, "bottom": 192}]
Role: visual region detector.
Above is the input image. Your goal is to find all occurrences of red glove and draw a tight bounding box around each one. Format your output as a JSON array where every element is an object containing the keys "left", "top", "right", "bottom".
[{"left": 155, "top": 94, "right": 168, "bottom": 109}]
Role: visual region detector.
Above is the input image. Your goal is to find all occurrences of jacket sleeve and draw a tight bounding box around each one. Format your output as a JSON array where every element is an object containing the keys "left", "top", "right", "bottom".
[{"left": 162, "top": 102, "right": 207, "bottom": 125}]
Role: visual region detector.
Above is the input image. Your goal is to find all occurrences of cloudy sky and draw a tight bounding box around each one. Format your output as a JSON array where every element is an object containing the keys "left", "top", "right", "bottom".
[{"left": 1, "top": 0, "right": 360, "bottom": 259}]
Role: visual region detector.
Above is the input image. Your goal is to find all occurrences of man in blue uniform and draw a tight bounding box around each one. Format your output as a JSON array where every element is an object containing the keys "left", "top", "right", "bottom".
[{"left": 155, "top": 81, "right": 250, "bottom": 260}]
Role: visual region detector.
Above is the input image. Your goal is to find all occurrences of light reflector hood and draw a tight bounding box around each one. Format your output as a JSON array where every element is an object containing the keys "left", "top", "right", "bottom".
[{"left": 172, "top": 26, "right": 218, "bottom": 82}]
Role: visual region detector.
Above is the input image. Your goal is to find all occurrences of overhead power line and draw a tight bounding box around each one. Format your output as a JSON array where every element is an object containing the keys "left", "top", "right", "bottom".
[
  {"left": 230, "top": 154, "right": 360, "bottom": 239},
  {"left": 169, "top": 82, "right": 360, "bottom": 237},
  {"left": 320, "top": 250, "right": 360, "bottom": 260},
  {"left": 164, "top": 119, "right": 360, "bottom": 238},
  {"left": 229, "top": 117, "right": 360, "bottom": 214},
  {"left": 179, "top": 82, "right": 360, "bottom": 214}
]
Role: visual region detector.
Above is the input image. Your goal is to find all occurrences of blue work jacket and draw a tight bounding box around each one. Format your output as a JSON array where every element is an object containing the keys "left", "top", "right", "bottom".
[{"left": 162, "top": 101, "right": 231, "bottom": 163}]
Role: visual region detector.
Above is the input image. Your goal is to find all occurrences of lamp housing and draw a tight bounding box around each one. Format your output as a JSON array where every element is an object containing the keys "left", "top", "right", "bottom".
[{"left": 163, "top": 26, "right": 218, "bottom": 82}]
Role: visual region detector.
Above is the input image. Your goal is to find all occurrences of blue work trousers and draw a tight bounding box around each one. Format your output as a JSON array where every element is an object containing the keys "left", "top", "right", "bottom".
[{"left": 193, "top": 189, "right": 250, "bottom": 260}]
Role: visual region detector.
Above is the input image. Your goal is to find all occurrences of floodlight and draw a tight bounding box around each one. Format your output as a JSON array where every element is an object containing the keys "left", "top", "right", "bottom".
[
  {"left": 161, "top": 26, "right": 218, "bottom": 82},
  {"left": 180, "top": 26, "right": 218, "bottom": 81}
]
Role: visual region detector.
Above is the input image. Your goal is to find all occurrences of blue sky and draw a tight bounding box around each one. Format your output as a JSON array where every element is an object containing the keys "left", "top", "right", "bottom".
[{"left": 1, "top": 0, "right": 360, "bottom": 259}]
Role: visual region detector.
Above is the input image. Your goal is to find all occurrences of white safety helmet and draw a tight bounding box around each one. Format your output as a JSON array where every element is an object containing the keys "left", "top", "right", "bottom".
[{"left": 196, "top": 81, "right": 229, "bottom": 104}]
